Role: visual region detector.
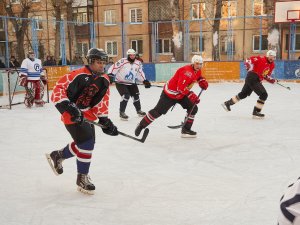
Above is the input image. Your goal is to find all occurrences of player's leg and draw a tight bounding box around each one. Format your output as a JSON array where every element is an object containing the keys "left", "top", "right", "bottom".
[
  {"left": 33, "top": 80, "right": 44, "bottom": 107},
  {"left": 24, "top": 81, "right": 34, "bottom": 108},
  {"left": 129, "top": 84, "right": 146, "bottom": 116},
  {"left": 135, "top": 92, "right": 175, "bottom": 136},
  {"left": 179, "top": 96, "right": 198, "bottom": 137},
  {"left": 251, "top": 82, "right": 268, "bottom": 119},
  {"left": 116, "top": 83, "right": 130, "bottom": 120}
]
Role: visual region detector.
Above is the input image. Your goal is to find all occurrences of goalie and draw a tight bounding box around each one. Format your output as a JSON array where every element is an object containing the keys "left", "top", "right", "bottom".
[{"left": 18, "top": 51, "right": 47, "bottom": 107}]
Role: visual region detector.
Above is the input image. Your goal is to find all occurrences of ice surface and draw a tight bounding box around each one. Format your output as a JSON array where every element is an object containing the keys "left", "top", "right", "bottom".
[{"left": 0, "top": 82, "right": 299, "bottom": 225}]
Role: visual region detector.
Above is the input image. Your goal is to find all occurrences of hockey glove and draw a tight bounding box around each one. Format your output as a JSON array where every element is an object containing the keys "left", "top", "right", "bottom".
[
  {"left": 40, "top": 75, "right": 48, "bottom": 85},
  {"left": 98, "top": 117, "right": 119, "bottom": 136},
  {"left": 188, "top": 91, "right": 200, "bottom": 104},
  {"left": 264, "top": 76, "right": 277, "bottom": 84},
  {"left": 108, "top": 73, "right": 115, "bottom": 84},
  {"left": 143, "top": 79, "right": 151, "bottom": 88},
  {"left": 18, "top": 75, "right": 28, "bottom": 87},
  {"left": 198, "top": 78, "right": 208, "bottom": 90},
  {"left": 66, "top": 102, "right": 83, "bottom": 124}
]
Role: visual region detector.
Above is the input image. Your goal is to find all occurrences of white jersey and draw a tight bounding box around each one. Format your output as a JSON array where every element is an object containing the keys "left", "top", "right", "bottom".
[
  {"left": 278, "top": 178, "right": 300, "bottom": 225},
  {"left": 107, "top": 58, "right": 146, "bottom": 85},
  {"left": 20, "top": 58, "right": 44, "bottom": 81}
]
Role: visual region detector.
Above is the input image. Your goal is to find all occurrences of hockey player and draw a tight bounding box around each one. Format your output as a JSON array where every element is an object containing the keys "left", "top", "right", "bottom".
[
  {"left": 222, "top": 50, "right": 277, "bottom": 118},
  {"left": 135, "top": 55, "right": 208, "bottom": 138},
  {"left": 107, "top": 48, "right": 151, "bottom": 120},
  {"left": 18, "top": 51, "right": 47, "bottom": 107},
  {"left": 278, "top": 178, "right": 300, "bottom": 225},
  {"left": 46, "top": 48, "right": 118, "bottom": 195}
]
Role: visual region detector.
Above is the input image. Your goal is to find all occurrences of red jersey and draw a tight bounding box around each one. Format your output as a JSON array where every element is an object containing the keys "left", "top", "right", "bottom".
[
  {"left": 51, "top": 66, "right": 110, "bottom": 124},
  {"left": 163, "top": 64, "right": 204, "bottom": 100},
  {"left": 245, "top": 56, "right": 275, "bottom": 81}
]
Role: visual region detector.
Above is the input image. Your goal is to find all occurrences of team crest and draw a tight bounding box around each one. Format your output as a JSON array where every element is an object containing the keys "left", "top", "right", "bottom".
[
  {"left": 184, "top": 71, "right": 192, "bottom": 78},
  {"left": 34, "top": 63, "right": 40, "bottom": 71}
]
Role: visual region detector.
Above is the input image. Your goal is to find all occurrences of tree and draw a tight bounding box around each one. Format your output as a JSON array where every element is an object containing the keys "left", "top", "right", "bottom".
[
  {"left": 0, "top": 0, "right": 33, "bottom": 60},
  {"left": 212, "top": 0, "right": 222, "bottom": 61},
  {"left": 64, "top": 0, "right": 77, "bottom": 62},
  {"left": 50, "top": 0, "right": 63, "bottom": 63},
  {"left": 170, "top": 0, "right": 184, "bottom": 61}
]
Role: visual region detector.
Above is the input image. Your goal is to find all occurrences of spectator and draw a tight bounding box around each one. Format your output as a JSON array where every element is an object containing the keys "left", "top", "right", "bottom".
[
  {"left": 104, "top": 57, "right": 114, "bottom": 73},
  {"left": 9, "top": 56, "right": 20, "bottom": 68},
  {"left": 0, "top": 59, "right": 6, "bottom": 68},
  {"left": 71, "top": 52, "right": 84, "bottom": 65},
  {"left": 43, "top": 56, "right": 56, "bottom": 66},
  {"left": 58, "top": 58, "right": 71, "bottom": 66}
]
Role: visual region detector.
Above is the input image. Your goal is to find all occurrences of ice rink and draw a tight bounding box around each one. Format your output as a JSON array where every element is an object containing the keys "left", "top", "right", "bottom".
[{"left": 0, "top": 82, "right": 300, "bottom": 225}]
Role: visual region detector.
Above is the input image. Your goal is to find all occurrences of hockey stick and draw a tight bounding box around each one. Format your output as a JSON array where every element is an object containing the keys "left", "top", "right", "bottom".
[
  {"left": 136, "top": 83, "right": 164, "bottom": 88},
  {"left": 276, "top": 82, "right": 291, "bottom": 90},
  {"left": 84, "top": 119, "right": 150, "bottom": 143},
  {"left": 167, "top": 89, "right": 204, "bottom": 129}
]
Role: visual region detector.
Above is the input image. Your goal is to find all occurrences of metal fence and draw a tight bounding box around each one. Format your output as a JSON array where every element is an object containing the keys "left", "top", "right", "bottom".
[{"left": 0, "top": 15, "right": 298, "bottom": 66}]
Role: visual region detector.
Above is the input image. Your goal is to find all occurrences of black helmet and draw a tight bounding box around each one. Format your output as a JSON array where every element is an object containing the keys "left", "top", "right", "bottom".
[{"left": 86, "top": 48, "right": 108, "bottom": 62}]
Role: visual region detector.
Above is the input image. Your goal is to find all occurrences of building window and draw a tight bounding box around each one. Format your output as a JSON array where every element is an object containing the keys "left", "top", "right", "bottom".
[
  {"left": 222, "top": 1, "right": 237, "bottom": 18},
  {"left": 105, "top": 10, "right": 116, "bottom": 25},
  {"left": 131, "top": 40, "right": 143, "bottom": 54},
  {"left": 158, "top": 39, "right": 172, "bottom": 54},
  {"left": 253, "top": 0, "right": 266, "bottom": 16},
  {"left": 221, "top": 36, "right": 236, "bottom": 53},
  {"left": 191, "top": 3, "right": 206, "bottom": 20},
  {"left": 32, "top": 16, "right": 43, "bottom": 30},
  {"left": 106, "top": 41, "right": 118, "bottom": 56},
  {"left": 130, "top": 8, "right": 142, "bottom": 23},
  {"left": 253, "top": 35, "right": 268, "bottom": 51},
  {"left": 31, "top": 0, "right": 40, "bottom": 2},
  {"left": 285, "top": 34, "right": 300, "bottom": 51},
  {"left": 10, "top": 0, "right": 20, "bottom": 3},
  {"left": 191, "top": 36, "right": 205, "bottom": 53},
  {"left": 76, "top": 42, "right": 89, "bottom": 57}
]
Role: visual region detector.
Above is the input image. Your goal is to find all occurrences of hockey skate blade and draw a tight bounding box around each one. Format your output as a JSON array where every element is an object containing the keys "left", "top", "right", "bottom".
[
  {"left": 252, "top": 115, "right": 265, "bottom": 119},
  {"left": 120, "top": 117, "right": 129, "bottom": 121},
  {"left": 45, "top": 153, "right": 59, "bottom": 176},
  {"left": 221, "top": 103, "right": 229, "bottom": 112},
  {"left": 181, "top": 134, "right": 197, "bottom": 138},
  {"left": 77, "top": 186, "right": 95, "bottom": 195}
]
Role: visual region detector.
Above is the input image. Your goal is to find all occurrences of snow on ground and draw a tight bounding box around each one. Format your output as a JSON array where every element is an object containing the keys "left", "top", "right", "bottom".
[{"left": 0, "top": 82, "right": 299, "bottom": 225}]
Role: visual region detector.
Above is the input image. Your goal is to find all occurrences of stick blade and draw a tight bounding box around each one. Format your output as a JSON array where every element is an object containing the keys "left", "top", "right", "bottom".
[
  {"left": 167, "top": 122, "right": 183, "bottom": 129},
  {"left": 140, "top": 128, "right": 149, "bottom": 143}
]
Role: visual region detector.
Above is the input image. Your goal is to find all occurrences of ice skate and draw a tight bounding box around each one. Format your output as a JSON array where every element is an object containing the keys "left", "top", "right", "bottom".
[
  {"left": 137, "top": 110, "right": 146, "bottom": 117},
  {"left": 135, "top": 123, "right": 144, "bottom": 136},
  {"left": 35, "top": 99, "right": 45, "bottom": 107},
  {"left": 252, "top": 111, "right": 265, "bottom": 119},
  {"left": 181, "top": 128, "right": 197, "bottom": 138},
  {"left": 252, "top": 106, "right": 265, "bottom": 119},
  {"left": 120, "top": 111, "right": 129, "bottom": 121},
  {"left": 45, "top": 150, "right": 64, "bottom": 175},
  {"left": 222, "top": 100, "right": 231, "bottom": 112},
  {"left": 77, "top": 173, "right": 95, "bottom": 195}
]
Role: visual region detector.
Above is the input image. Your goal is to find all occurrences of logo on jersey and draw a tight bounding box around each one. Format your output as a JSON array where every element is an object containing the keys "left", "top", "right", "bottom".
[
  {"left": 34, "top": 63, "right": 40, "bottom": 72},
  {"left": 125, "top": 71, "right": 134, "bottom": 80},
  {"left": 262, "top": 68, "right": 270, "bottom": 76},
  {"left": 184, "top": 71, "right": 192, "bottom": 78}
]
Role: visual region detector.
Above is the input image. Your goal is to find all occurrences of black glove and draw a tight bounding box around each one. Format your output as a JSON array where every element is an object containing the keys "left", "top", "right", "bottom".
[
  {"left": 143, "top": 79, "right": 151, "bottom": 88},
  {"left": 98, "top": 117, "right": 118, "bottom": 136},
  {"left": 66, "top": 102, "right": 83, "bottom": 124},
  {"left": 108, "top": 73, "right": 115, "bottom": 84}
]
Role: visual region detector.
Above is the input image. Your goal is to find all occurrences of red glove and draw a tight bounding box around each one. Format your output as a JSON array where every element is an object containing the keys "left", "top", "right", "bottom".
[
  {"left": 188, "top": 91, "right": 200, "bottom": 104},
  {"left": 264, "top": 76, "right": 277, "bottom": 84},
  {"left": 198, "top": 78, "right": 208, "bottom": 90},
  {"left": 18, "top": 75, "right": 27, "bottom": 87}
]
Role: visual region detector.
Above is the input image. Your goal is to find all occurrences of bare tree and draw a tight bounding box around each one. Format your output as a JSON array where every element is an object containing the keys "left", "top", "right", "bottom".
[
  {"left": 50, "top": 0, "right": 63, "bottom": 63},
  {"left": 64, "top": 0, "right": 77, "bottom": 62},
  {"left": 0, "top": 0, "right": 32, "bottom": 60},
  {"left": 170, "top": 0, "right": 183, "bottom": 61},
  {"left": 212, "top": 0, "right": 222, "bottom": 61}
]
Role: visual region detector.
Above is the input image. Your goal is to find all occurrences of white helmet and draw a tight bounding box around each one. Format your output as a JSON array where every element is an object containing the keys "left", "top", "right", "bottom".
[
  {"left": 191, "top": 55, "right": 203, "bottom": 64},
  {"left": 127, "top": 49, "right": 136, "bottom": 55},
  {"left": 266, "top": 50, "right": 276, "bottom": 57}
]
